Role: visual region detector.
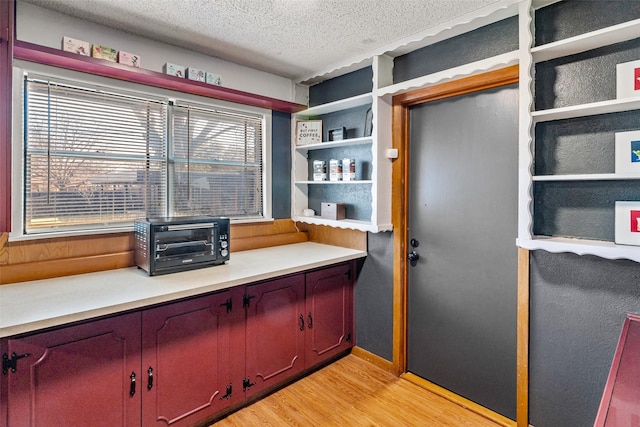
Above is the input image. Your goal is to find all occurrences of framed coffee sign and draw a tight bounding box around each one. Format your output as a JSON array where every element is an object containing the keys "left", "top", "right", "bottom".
[{"left": 295, "top": 120, "right": 322, "bottom": 145}]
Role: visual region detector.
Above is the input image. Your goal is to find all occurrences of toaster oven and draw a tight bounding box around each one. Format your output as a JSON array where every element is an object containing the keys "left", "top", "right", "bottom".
[{"left": 134, "top": 216, "right": 230, "bottom": 276}]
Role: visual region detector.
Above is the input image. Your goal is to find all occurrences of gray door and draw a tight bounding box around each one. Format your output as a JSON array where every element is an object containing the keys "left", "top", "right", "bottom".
[{"left": 407, "top": 84, "right": 518, "bottom": 419}]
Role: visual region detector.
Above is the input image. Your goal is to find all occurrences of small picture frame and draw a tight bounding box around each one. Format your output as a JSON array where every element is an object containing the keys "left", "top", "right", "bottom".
[
  {"left": 615, "top": 201, "right": 640, "bottom": 246},
  {"left": 616, "top": 59, "right": 640, "bottom": 99},
  {"left": 296, "top": 120, "right": 322, "bottom": 145},
  {"left": 615, "top": 130, "right": 640, "bottom": 176},
  {"left": 364, "top": 108, "right": 373, "bottom": 137},
  {"left": 328, "top": 127, "right": 346, "bottom": 142}
]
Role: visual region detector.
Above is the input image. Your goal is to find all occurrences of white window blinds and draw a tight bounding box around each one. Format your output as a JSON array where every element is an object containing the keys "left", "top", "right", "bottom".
[
  {"left": 20, "top": 72, "right": 268, "bottom": 237},
  {"left": 170, "top": 104, "right": 264, "bottom": 218},
  {"left": 24, "top": 76, "right": 167, "bottom": 233}
]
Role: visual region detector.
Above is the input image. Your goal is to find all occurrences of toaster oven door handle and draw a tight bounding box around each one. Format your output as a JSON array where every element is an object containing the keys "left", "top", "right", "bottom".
[
  {"left": 166, "top": 223, "right": 215, "bottom": 231},
  {"left": 156, "top": 240, "right": 213, "bottom": 251}
]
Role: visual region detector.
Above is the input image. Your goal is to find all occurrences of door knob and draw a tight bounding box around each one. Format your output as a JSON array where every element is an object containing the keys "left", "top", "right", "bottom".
[{"left": 407, "top": 251, "right": 420, "bottom": 267}]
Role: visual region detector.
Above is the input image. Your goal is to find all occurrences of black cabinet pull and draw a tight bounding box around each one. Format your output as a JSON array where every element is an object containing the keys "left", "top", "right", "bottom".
[
  {"left": 299, "top": 314, "right": 304, "bottom": 331},
  {"left": 147, "top": 367, "right": 153, "bottom": 390},
  {"left": 129, "top": 372, "right": 136, "bottom": 396},
  {"left": 220, "top": 299, "right": 232, "bottom": 313},
  {"left": 243, "top": 294, "right": 256, "bottom": 308},
  {"left": 308, "top": 312, "right": 313, "bottom": 329},
  {"left": 221, "top": 383, "right": 232, "bottom": 400}
]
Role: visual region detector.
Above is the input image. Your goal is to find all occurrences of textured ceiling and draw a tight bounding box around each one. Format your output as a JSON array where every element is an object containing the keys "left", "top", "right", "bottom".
[{"left": 22, "top": 0, "right": 502, "bottom": 82}]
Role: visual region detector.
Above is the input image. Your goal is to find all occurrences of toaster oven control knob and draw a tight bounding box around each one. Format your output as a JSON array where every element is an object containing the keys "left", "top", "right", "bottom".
[
  {"left": 221, "top": 241, "right": 228, "bottom": 249},
  {"left": 220, "top": 249, "right": 229, "bottom": 257}
]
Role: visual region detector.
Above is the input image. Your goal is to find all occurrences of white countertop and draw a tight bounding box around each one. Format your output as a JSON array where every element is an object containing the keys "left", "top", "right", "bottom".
[{"left": 0, "top": 242, "right": 366, "bottom": 338}]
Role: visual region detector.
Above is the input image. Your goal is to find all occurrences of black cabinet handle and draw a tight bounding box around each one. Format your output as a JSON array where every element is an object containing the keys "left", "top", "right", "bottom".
[
  {"left": 221, "top": 383, "right": 232, "bottom": 400},
  {"left": 129, "top": 372, "right": 136, "bottom": 396},
  {"left": 220, "top": 299, "right": 232, "bottom": 313},
  {"left": 299, "top": 314, "right": 304, "bottom": 331},
  {"left": 308, "top": 312, "right": 313, "bottom": 329},
  {"left": 243, "top": 294, "right": 256, "bottom": 308},
  {"left": 147, "top": 367, "right": 153, "bottom": 390}
]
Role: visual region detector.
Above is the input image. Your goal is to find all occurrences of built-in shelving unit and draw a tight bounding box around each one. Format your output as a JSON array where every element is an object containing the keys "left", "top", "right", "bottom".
[
  {"left": 291, "top": 91, "right": 391, "bottom": 232},
  {"left": 517, "top": 1, "right": 640, "bottom": 263}
]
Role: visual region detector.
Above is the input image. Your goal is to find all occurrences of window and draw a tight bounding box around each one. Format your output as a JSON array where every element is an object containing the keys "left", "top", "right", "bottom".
[
  {"left": 13, "top": 69, "right": 271, "bottom": 239},
  {"left": 170, "top": 103, "right": 264, "bottom": 218},
  {"left": 24, "top": 77, "right": 167, "bottom": 233}
]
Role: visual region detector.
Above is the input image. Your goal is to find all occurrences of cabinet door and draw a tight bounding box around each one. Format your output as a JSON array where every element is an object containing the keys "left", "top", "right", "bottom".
[
  {"left": 5, "top": 313, "right": 141, "bottom": 427},
  {"left": 305, "top": 262, "right": 354, "bottom": 367},
  {"left": 141, "top": 291, "right": 232, "bottom": 427},
  {"left": 244, "top": 274, "right": 305, "bottom": 396}
]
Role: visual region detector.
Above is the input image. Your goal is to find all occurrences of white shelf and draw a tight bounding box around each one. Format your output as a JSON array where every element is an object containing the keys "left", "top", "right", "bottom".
[
  {"left": 517, "top": 237, "right": 640, "bottom": 263},
  {"left": 296, "top": 93, "right": 373, "bottom": 117},
  {"left": 376, "top": 51, "right": 519, "bottom": 98},
  {"left": 295, "top": 137, "right": 372, "bottom": 152},
  {"left": 295, "top": 180, "right": 373, "bottom": 185},
  {"left": 531, "top": 18, "right": 640, "bottom": 63},
  {"left": 533, "top": 174, "right": 640, "bottom": 181},
  {"left": 532, "top": 97, "right": 640, "bottom": 123},
  {"left": 293, "top": 215, "right": 393, "bottom": 233},
  {"left": 518, "top": 3, "right": 640, "bottom": 264}
]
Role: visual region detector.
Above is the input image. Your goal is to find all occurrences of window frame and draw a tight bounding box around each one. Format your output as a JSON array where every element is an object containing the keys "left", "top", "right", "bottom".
[{"left": 10, "top": 61, "right": 272, "bottom": 241}]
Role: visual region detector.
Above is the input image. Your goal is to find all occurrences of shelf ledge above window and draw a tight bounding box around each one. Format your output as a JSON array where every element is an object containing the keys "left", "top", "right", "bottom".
[{"left": 13, "top": 40, "right": 307, "bottom": 114}]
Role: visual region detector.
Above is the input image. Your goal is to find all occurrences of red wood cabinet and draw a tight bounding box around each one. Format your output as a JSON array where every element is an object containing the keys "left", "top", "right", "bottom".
[
  {"left": 0, "top": 262, "right": 356, "bottom": 426},
  {"left": 243, "top": 262, "right": 355, "bottom": 396},
  {"left": 305, "top": 262, "right": 354, "bottom": 367},
  {"left": 141, "top": 292, "right": 233, "bottom": 427},
  {"left": 4, "top": 313, "right": 141, "bottom": 427},
  {"left": 244, "top": 274, "right": 306, "bottom": 396},
  {"left": 2, "top": 292, "right": 234, "bottom": 427}
]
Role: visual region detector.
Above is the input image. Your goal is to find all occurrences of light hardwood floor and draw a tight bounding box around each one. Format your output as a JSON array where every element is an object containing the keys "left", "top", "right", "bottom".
[{"left": 211, "top": 354, "right": 504, "bottom": 426}]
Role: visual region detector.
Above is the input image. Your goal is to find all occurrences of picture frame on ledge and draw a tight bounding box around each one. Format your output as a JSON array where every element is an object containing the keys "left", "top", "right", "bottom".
[
  {"left": 328, "top": 127, "right": 346, "bottom": 142},
  {"left": 615, "top": 201, "right": 640, "bottom": 246},
  {"left": 616, "top": 59, "right": 640, "bottom": 99},
  {"left": 295, "top": 120, "right": 322, "bottom": 146},
  {"left": 615, "top": 130, "right": 640, "bottom": 176},
  {"left": 364, "top": 108, "right": 373, "bottom": 137}
]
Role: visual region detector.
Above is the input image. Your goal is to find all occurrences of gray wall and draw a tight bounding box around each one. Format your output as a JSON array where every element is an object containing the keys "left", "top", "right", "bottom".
[
  {"left": 309, "top": 67, "right": 372, "bottom": 107},
  {"left": 529, "top": 251, "right": 640, "bottom": 427},
  {"left": 354, "top": 231, "right": 394, "bottom": 361},
  {"left": 271, "top": 111, "right": 291, "bottom": 219},
  {"left": 393, "top": 16, "right": 518, "bottom": 83}
]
